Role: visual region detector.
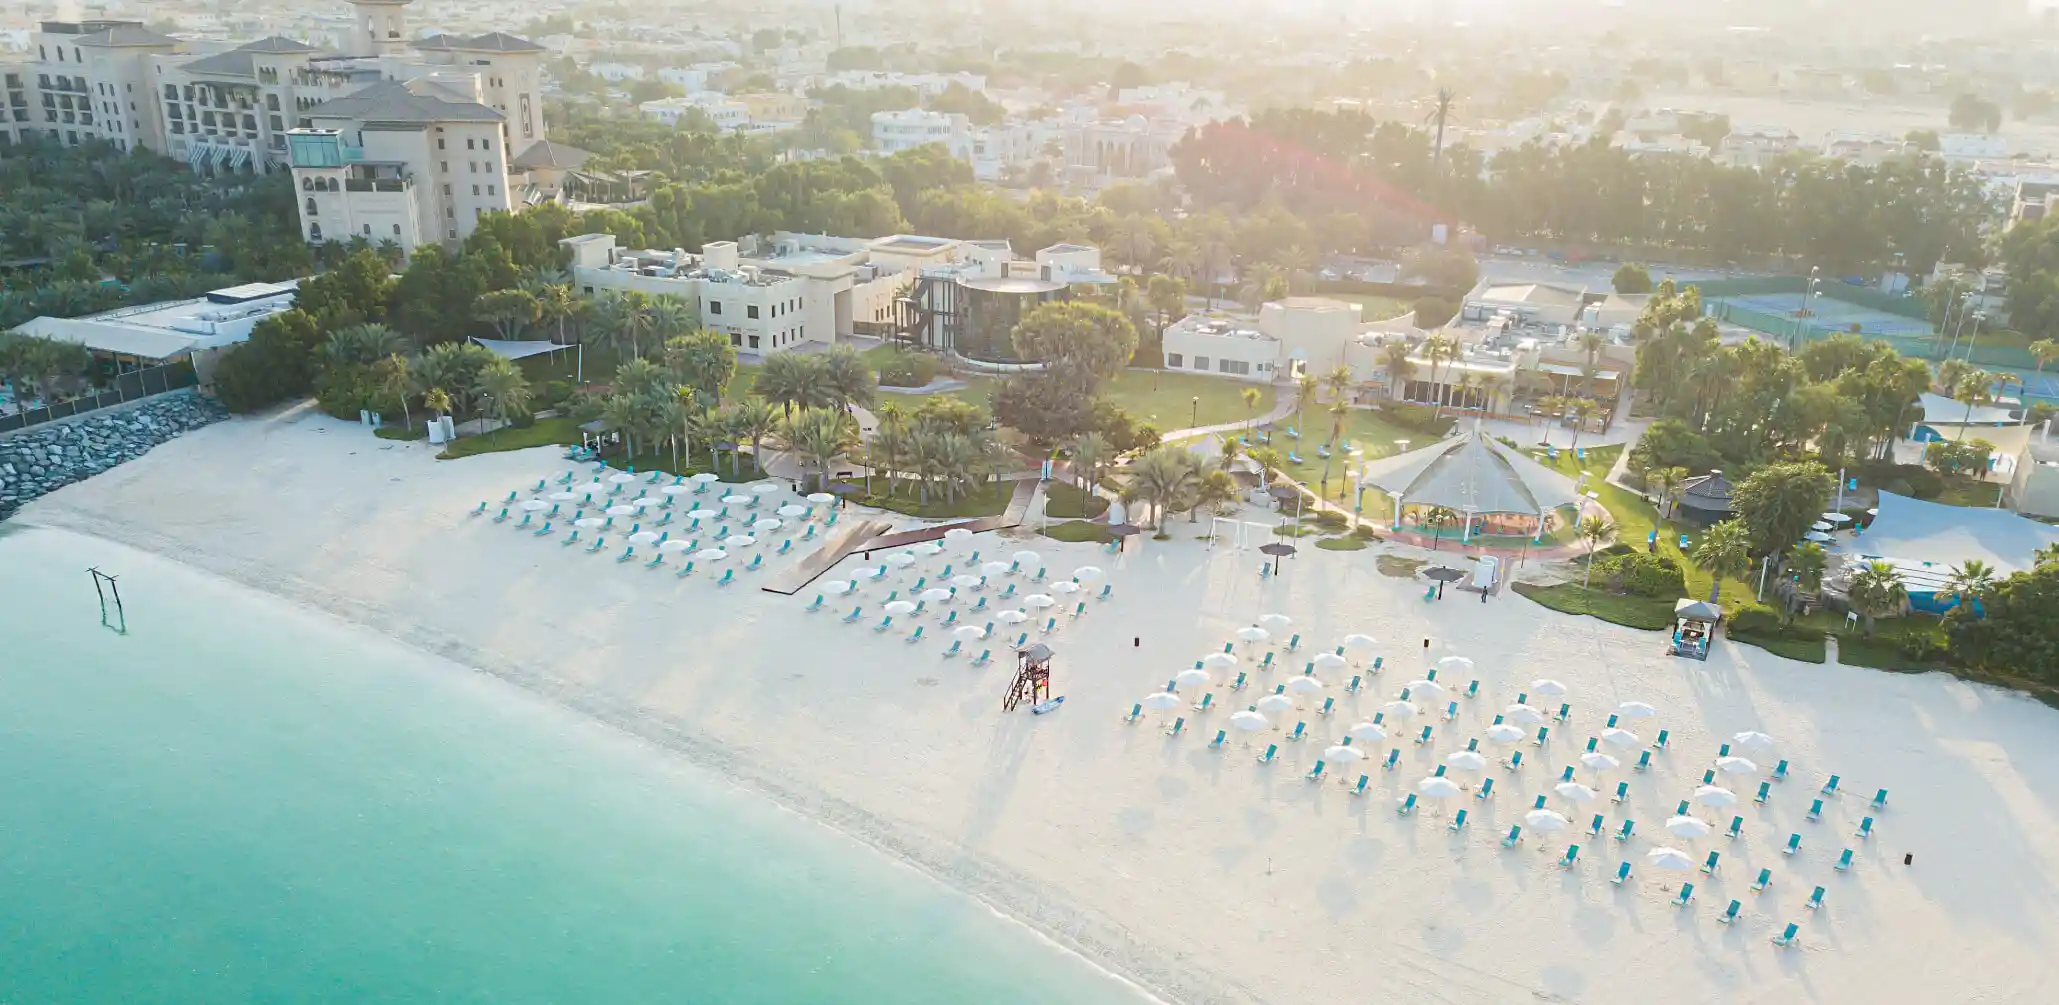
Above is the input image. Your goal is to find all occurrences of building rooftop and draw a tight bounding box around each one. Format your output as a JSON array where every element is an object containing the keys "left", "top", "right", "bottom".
[
  {"left": 1476, "top": 284, "right": 1585, "bottom": 307},
  {"left": 16, "top": 281, "right": 300, "bottom": 360},
  {"left": 1169, "top": 315, "right": 1276, "bottom": 342},
  {"left": 510, "top": 140, "right": 591, "bottom": 171},
  {"left": 415, "top": 31, "right": 546, "bottom": 53},
  {"left": 64, "top": 23, "right": 179, "bottom": 47},
  {"left": 303, "top": 78, "right": 502, "bottom": 124},
  {"left": 873, "top": 235, "right": 956, "bottom": 253}
]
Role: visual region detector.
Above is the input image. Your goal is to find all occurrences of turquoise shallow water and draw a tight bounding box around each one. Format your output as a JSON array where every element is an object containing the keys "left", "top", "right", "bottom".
[{"left": 0, "top": 527, "right": 1150, "bottom": 1005}]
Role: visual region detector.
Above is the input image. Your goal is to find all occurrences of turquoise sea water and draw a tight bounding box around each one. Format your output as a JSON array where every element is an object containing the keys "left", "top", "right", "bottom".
[{"left": 0, "top": 527, "right": 1150, "bottom": 1005}]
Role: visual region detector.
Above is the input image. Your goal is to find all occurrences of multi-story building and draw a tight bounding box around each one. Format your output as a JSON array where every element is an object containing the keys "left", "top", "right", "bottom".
[
  {"left": 1063, "top": 114, "right": 1180, "bottom": 180},
  {"left": 24, "top": 19, "right": 180, "bottom": 152},
  {"left": 287, "top": 78, "right": 511, "bottom": 252},
  {"left": 871, "top": 108, "right": 971, "bottom": 158},
  {"left": 1, "top": 61, "right": 31, "bottom": 146}
]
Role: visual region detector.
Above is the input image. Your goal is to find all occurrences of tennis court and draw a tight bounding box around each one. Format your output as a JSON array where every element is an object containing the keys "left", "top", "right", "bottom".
[{"left": 1715, "top": 292, "right": 1934, "bottom": 337}]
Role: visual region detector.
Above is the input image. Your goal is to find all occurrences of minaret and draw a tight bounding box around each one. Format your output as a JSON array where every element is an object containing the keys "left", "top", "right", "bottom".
[{"left": 346, "top": 0, "right": 413, "bottom": 58}]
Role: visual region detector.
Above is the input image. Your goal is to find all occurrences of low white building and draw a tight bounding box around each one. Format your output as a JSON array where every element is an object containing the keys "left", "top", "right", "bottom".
[
  {"left": 18, "top": 280, "right": 300, "bottom": 382},
  {"left": 588, "top": 61, "right": 645, "bottom": 82},
  {"left": 641, "top": 93, "right": 748, "bottom": 130},
  {"left": 825, "top": 70, "right": 984, "bottom": 96},
  {"left": 1462, "top": 281, "right": 1588, "bottom": 329},
  {"left": 1161, "top": 315, "right": 1279, "bottom": 382},
  {"left": 871, "top": 107, "right": 971, "bottom": 158},
  {"left": 1940, "top": 132, "right": 2010, "bottom": 161}
]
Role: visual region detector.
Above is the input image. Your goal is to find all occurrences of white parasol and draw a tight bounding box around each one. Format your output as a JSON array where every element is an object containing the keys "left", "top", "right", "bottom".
[
  {"left": 721, "top": 494, "right": 750, "bottom": 505},
  {"left": 1024, "top": 594, "right": 1056, "bottom": 609},
  {"left": 1665, "top": 816, "right": 1712, "bottom": 840},
  {"left": 982, "top": 561, "right": 1012, "bottom": 576},
  {"left": 1525, "top": 809, "right": 1570, "bottom": 832},
  {"left": 1580, "top": 751, "right": 1620, "bottom": 772},
  {"left": 1404, "top": 679, "right": 1445, "bottom": 698},
  {"left": 912, "top": 543, "right": 945, "bottom": 558},
  {"left": 751, "top": 483, "right": 781, "bottom": 496},
  {"left": 1504, "top": 705, "right": 1546, "bottom": 726},
  {"left": 944, "top": 527, "right": 975, "bottom": 545},
  {"left": 659, "top": 539, "right": 696, "bottom": 553},
  {"left": 823, "top": 580, "right": 854, "bottom": 594},
  {"left": 883, "top": 601, "right": 917, "bottom": 615},
  {"left": 1646, "top": 848, "right": 1695, "bottom": 871},
  {"left": 806, "top": 491, "right": 835, "bottom": 504},
  {"left": 1257, "top": 613, "right": 1292, "bottom": 629},
  {"left": 1342, "top": 633, "right": 1377, "bottom": 650},
  {"left": 1435, "top": 655, "right": 1476, "bottom": 674},
  {"left": 753, "top": 518, "right": 782, "bottom": 533},
  {"left": 1229, "top": 710, "right": 1269, "bottom": 732},
  {"left": 1554, "top": 781, "right": 1599, "bottom": 804},
  {"left": 951, "top": 575, "right": 982, "bottom": 589},
  {"left": 1141, "top": 692, "right": 1181, "bottom": 711},
  {"left": 1202, "top": 652, "right": 1239, "bottom": 669},
  {"left": 1692, "top": 785, "right": 1738, "bottom": 808},
  {"left": 1418, "top": 777, "right": 1462, "bottom": 799},
  {"left": 1312, "top": 652, "right": 1348, "bottom": 671},
  {"left": 953, "top": 625, "right": 987, "bottom": 641},
  {"left": 696, "top": 548, "right": 728, "bottom": 562},
  {"left": 1325, "top": 744, "right": 1368, "bottom": 763},
  {"left": 1236, "top": 626, "right": 1271, "bottom": 643},
  {"left": 1287, "top": 676, "right": 1324, "bottom": 695},
  {"left": 1255, "top": 694, "right": 1293, "bottom": 714},
  {"left": 920, "top": 588, "right": 953, "bottom": 603},
  {"left": 886, "top": 553, "right": 917, "bottom": 568},
  {"left": 1379, "top": 700, "right": 1418, "bottom": 719},
  {"left": 1175, "top": 668, "right": 1212, "bottom": 687},
  {"left": 725, "top": 535, "right": 757, "bottom": 548},
  {"left": 662, "top": 484, "right": 695, "bottom": 496},
  {"left": 1050, "top": 581, "right": 1081, "bottom": 595},
  {"left": 628, "top": 531, "right": 660, "bottom": 545},
  {"left": 1485, "top": 723, "right": 1526, "bottom": 743},
  {"left": 1714, "top": 756, "right": 1759, "bottom": 775},
  {"left": 1731, "top": 730, "right": 1776, "bottom": 749},
  {"left": 1012, "top": 550, "right": 1042, "bottom": 566},
  {"left": 690, "top": 473, "right": 721, "bottom": 484},
  {"left": 1616, "top": 701, "right": 1658, "bottom": 719},
  {"left": 1530, "top": 679, "right": 1568, "bottom": 696},
  {"left": 1445, "top": 750, "right": 1487, "bottom": 771},
  {"left": 605, "top": 505, "right": 638, "bottom": 516},
  {"left": 574, "top": 517, "right": 606, "bottom": 529},
  {"left": 996, "top": 610, "right": 1029, "bottom": 624},
  {"left": 608, "top": 473, "right": 639, "bottom": 485},
  {"left": 1072, "top": 565, "right": 1105, "bottom": 581},
  {"left": 1347, "top": 722, "right": 1387, "bottom": 743},
  {"left": 778, "top": 504, "right": 808, "bottom": 518},
  {"left": 687, "top": 508, "right": 719, "bottom": 520},
  {"left": 521, "top": 499, "right": 550, "bottom": 511},
  {"left": 1600, "top": 727, "right": 1641, "bottom": 748}
]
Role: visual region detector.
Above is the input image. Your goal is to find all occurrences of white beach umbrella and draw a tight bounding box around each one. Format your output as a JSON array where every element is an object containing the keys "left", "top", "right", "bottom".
[
  {"left": 547, "top": 491, "right": 581, "bottom": 502},
  {"left": 778, "top": 504, "right": 808, "bottom": 518},
  {"left": 823, "top": 580, "right": 854, "bottom": 594},
  {"left": 1647, "top": 848, "right": 1695, "bottom": 871},
  {"left": 753, "top": 518, "right": 782, "bottom": 533},
  {"left": 1445, "top": 750, "right": 1487, "bottom": 771},
  {"left": 628, "top": 496, "right": 659, "bottom": 508},
  {"left": 1810, "top": 520, "right": 1833, "bottom": 532},
  {"left": 1236, "top": 626, "right": 1271, "bottom": 643},
  {"left": 804, "top": 491, "right": 834, "bottom": 504},
  {"left": 913, "top": 543, "right": 945, "bottom": 558},
  {"left": 1692, "top": 785, "right": 1738, "bottom": 808},
  {"left": 996, "top": 610, "right": 1029, "bottom": 624},
  {"left": 521, "top": 499, "right": 550, "bottom": 511},
  {"left": 1312, "top": 652, "right": 1348, "bottom": 671},
  {"left": 1435, "top": 655, "right": 1476, "bottom": 674},
  {"left": 608, "top": 472, "right": 639, "bottom": 484},
  {"left": 1050, "top": 581, "right": 1081, "bottom": 595},
  {"left": 628, "top": 531, "right": 660, "bottom": 545},
  {"left": 883, "top": 600, "right": 917, "bottom": 615},
  {"left": 1530, "top": 678, "right": 1568, "bottom": 696},
  {"left": 1255, "top": 694, "right": 1294, "bottom": 714},
  {"left": 574, "top": 517, "right": 606, "bottom": 529},
  {"left": 659, "top": 539, "right": 696, "bottom": 553},
  {"left": 1379, "top": 700, "right": 1418, "bottom": 719},
  {"left": 982, "top": 561, "right": 1012, "bottom": 576},
  {"left": 1257, "top": 613, "right": 1292, "bottom": 629},
  {"left": 1525, "top": 809, "right": 1570, "bottom": 832},
  {"left": 1418, "top": 776, "right": 1462, "bottom": 799},
  {"left": 1404, "top": 679, "right": 1446, "bottom": 698},
  {"left": 858, "top": 566, "right": 887, "bottom": 580},
  {"left": 1175, "top": 668, "right": 1212, "bottom": 687},
  {"left": 721, "top": 494, "right": 751, "bottom": 505},
  {"left": 1665, "top": 816, "right": 1713, "bottom": 840},
  {"left": 1714, "top": 756, "right": 1759, "bottom": 775},
  {"left": 1504, "top": 705, "right": 1546, "bottom": 726},
  {"left": 944, "top": 527, "right": 975, "bottom": 545},
  {"left": 751, "top": 483, "right": 781, "bottom": 496},
  {"left": 1731, "top": 730, "right": 1776, "bottom": 749},
  {"left": 951, "top": 574, "right": 982, "bottom": 589},
  {"left": 1142, "top": 692, "right": 1181, "bottom": 711},
  {"left": 1325, "top": 744, "right": 1368, "bottom": 764},
  {"left": 1202, "top": 652, "right": 1239, "bottom": 669},
  {"left": 606, "top": 505, "right": 638, "bottom": 516},
  {"left": 1024, "top": 593, "right": 1056, "bottom": 609},
  {"left": 886, "top": 553, "right": 917, "bottom": 568},
  {"left": 1342, "top": 633, "right": 1378, "bottom": 650},
  {"left": 1803, "top": 531, "right": 1832, "bottom": 543},
  {"left": 1616, "top": 701, "right": 1658, "bottom": 719},
  {"left": 1485, "top": 723, "right": 1526, "bottom": 743},
  {"left": 953, "top": 625, "right": 987, "bottom": 641},
  {"left": 1600, "top": 727, "right": 1641, "bottom": 748},
  {"left": 1287, "top": 676, "right": 1325, "bottom": 695},
  {"left": 690, "top": 473, "right": 721, "bottom": 484},
  {"left": 921, "top": 588, "right": 953, "bottom": 603},
  {"left": 726, "top": 535, "right": 757, "bottom": 548},
  {"left": 687, "top": 508, "right": 719, "bottom": 520},
  {"left": 696, "top": 548, "right": 728, "bottom": 562},
  {"left": 1072, "top": 565, "right": 1105, "bottom": 581},
  {"left": 1822, "top": 512, "right": 1853, "bottom": 525},
  {"left": 1580, "top": 751, "right": 1621, "bottom": 772},
  {"left": 1012, "top": 550, "right": 1042, "bottom": 566},
  {"left": 1347, "top": 722, "right": 1387, "bottom": 743},
  {"left": 662, "top": 484, "right": 695, "bottom": 496},
  {"left": 1229, "top": 709, "right": 1270, "bottom": 732},
  {"left": 1554, "top": 781, "right": 1598, "bottom": 804}
]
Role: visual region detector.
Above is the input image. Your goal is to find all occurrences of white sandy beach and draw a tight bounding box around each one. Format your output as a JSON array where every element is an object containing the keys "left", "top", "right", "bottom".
[{"left": 18, "top": 404, "right": 2059, "bottom": 1004}]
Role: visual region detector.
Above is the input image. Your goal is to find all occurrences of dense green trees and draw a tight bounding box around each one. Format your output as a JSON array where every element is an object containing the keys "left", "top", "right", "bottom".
[{"left": 1948, "top": 554, "right": 2059, "bottom": 682}]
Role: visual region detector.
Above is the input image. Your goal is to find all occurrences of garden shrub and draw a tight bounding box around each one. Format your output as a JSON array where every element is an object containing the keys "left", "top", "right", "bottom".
[{"left": 876, "top": 351, "right": 940, "bottom": 388}]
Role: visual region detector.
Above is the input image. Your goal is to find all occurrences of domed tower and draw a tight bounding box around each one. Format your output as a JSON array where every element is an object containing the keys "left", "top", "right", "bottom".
[{"left": 346, "top": 0, "right": 412, "bottom": 58}]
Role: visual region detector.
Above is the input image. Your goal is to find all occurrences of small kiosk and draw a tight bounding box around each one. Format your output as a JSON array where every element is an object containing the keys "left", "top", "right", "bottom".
[{"left": 1670, "top": 599, "right": 1720, "bottom": 660}]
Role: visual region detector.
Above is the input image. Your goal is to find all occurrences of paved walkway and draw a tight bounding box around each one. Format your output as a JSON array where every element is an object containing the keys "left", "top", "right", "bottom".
[{"left": 1157, "top": 388, "right": 1301, "bottom": 443}]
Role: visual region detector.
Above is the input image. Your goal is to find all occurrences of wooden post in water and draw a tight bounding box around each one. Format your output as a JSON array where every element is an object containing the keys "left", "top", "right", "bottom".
[{"left": 88, "top": 567, "right": 126, "bottom": 635}]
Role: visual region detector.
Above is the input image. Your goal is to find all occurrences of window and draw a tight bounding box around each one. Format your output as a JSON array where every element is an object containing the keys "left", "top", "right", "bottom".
[
  {"left": 309, "top": 222, "right": 322, "bottom": 241},
  {"left": 486, "top": 185, "right": 495, "bottom": 196},
  {"left": 468, "top": 161, "right": 476, "bottom": 173},
  {"left": 748, "top": 335, "right": 760, "bottom": 349},
  {"left": 747, "top": 305, "right": 759, "bottom": 319},
  {"left": 305, "top": 197, "right": 317, "bottom": 216},
  {"left": 709, "top": 301, "right": 722, "bottom": 315},
  {"left": 1166, "top": 353, "right": 1183, "bottom": 368},
  {"left": 482, "top": 138, "right": 490, "bottom": 151},
  {"left": 438, "top": 138, "right": 445, "bottom": 149},
  {"left": 1194, "top": 356, "right": 1209, "bottom": 370},
  {"left": 1219, "top": 359, "right": 1251, "bottom": 376},
  {"left": 393, "top": 224, "right": 402, "bottom": 236},
  {"left": 472, "top": 184, "right": 480, "bottom": 196},
  {"left": 440, "top": 161, "right": 448, "bottom": 172},
  {"left": 466, "top": 138, "right": 474, "bottom": 150},
  {"left": 363, "top": 224, "right": 372, "bottom": 236}
]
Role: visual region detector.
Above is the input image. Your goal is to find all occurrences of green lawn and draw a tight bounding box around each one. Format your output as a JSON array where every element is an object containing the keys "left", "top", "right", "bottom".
[
  {"left": 1314, "top": 535, "right": 1368, "bottom": 551},
  {"left": 1103, "top": 369, "right": 1276, "bottom": 432},
  {"left": 1040, "top": 520, "right": 1114, "bottom": 544},
  {"left": 1043, "top": 482, "right": 1109, "bottom": 519},
  {"left": 843, "top": 480, "right": 1012, "bottom": 519},
  {"left": 438, "top": 417, "right": 582, "bottom": 460},
  {"left": 1931, "top": 479, "right": 2006, "bottom": 509},
  {"left": 1523, "top": 444, "right": 1758, "bottom": 603},
  {"left": 1510, "top": 582, "right": 1675, "bottom": 630},
  {"left": 1264, "top": 407, "right": 1420, "bottom": 506}
]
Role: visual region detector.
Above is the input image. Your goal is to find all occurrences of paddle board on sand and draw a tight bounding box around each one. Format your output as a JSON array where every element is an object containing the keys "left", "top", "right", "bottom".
[{"left": 1031, "top": 696, "right": 1066, "bottom": 714}]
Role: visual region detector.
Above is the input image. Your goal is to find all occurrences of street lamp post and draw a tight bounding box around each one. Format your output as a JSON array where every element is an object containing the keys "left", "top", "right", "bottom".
[{"left": 1190, "top": 395, "right": 1200, "bottom": 431}]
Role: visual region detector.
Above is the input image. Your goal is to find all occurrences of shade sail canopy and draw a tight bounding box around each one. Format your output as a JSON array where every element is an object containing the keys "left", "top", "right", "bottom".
[
  {"left": 1857, "top": 491, "right": 2059, "bottom": 578},
  {"left": 1356, "top": 429, "right": 1585, "bottom": 517},
  {"left": 471, "top": 337, "right": 573, "bottom": 361}
]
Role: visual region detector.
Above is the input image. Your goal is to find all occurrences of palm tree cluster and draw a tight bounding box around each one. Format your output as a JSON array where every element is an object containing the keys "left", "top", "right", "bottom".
[
  {"left": 863, "top": 398, "right": 1004, "bottom": 506},
  {"left": 1119, "top": 444, "right": 1239, "bottom": 529},
  {"left": 0, "top": 329, "right": 93, "bottom": 406}
]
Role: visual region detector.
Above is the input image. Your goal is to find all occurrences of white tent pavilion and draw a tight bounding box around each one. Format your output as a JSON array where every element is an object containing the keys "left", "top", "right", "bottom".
[{"left": 1354, "top": 428, "right": 1589, "bottom": 543}]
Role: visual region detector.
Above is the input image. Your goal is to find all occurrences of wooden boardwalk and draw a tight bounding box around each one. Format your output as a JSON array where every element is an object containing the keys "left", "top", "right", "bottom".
[{"left": 758, "top": 478, "right": 1039, "bottom": 596}]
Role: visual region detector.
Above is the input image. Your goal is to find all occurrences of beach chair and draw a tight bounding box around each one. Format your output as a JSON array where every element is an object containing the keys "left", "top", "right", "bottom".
[
  {"left": 1166, "top": 716, "right": 1185, "bottom": 737},
  {"left": 905, "top": 626, "right": 924, "bottom": 644},
  {"left": 970, "top": 649, "right": 991, "bottom": 667},
  {"left": 470, "top": 502, "right": 487, "bottom": 516},
  {"left": 1505, "top": 751, "right": 1523, "bottom": 770},
  {"left": 1448, "top": 809, "right": 1468, "bottom": 832},
  {"left": 874, "top": 615, "right": 895, "bottom": 633},
  {"left": 656, "top": 512, "right": 674, "bottom": 526},
  {"left": 1717, "top": 899, "right": 1741, "bottom": 925},
  {"left": 1465, "top": 680, "right": 1479, "bottom": 698},
  {"left": 1316, "top": 444, "right": 1331, "bottom": 459},
  {"left": 1097, "top": 584, "right": 1112, "bottom": 600},
  {"left": 1855, "top": 816, "right": 1874, "bottom": 839},
  {"left": 1317, "top": 697, "right": 1335, "bottom": 716},
  {"left": 776, "top": 539, "right": 792, "bottom": 555},
  {"left": 1345, "top": 675, "right": 1362, "bottom": 694},
  {"left": 1533, "top": 727, "right": 1549, "bottom": 745},
  {"left": 1554, "top": 703, "right": 1571, "bottom": 722},
  {"left": 1417, "top": 725, "right": 1434, "bottom": 745},
  {"left": 504, "top": 491, "right": 518, "bottom": 504},
  {"left": 1012, "top": 632, "right": 1028, "bottom": 648},
  {"left": 745, "top": 555, "right": 763, "bottom": 572},
  {"left": 1871, "top": 788, "right": 1888, "bottom": 810},
  {"left": 1771, "top": 759, "right": 1789, "bottom": 782},
  {"left": 999, "top": 584, "right": 1017, "bottom": 600},
  {"left": 585, "top": 536, "right": 606, "bottom": 553},
  {"left": 1652, "top": 729, "right": 1669, "bottom": 749},
  {"left": 1807, "top": 799, "right": 1824, "bottom": 821},
  {"left": 561, "top": 530, "right": 581, "bottom": 547},
  {"left": 1502, "top": 826, "right": 1522, "bottom": 848},
  {"left": 1672, "top": 883, "right": 1695, "bottom": 907},
  {"left": 1397, "top": 794, "right": 1417, "bottom": 815},
  {"left": 825, "top": 512, "right": 839, "bottom": 527},
  {"left": 492, "top": 507, "right": 510, "bottom": 523},
  {"left": 1372, "top": 656, "right": 1384, "bottom": 672},
  {"left": 715, "top": 569, "right": 735, "bottom": 586},
  {"left": 1560, "top": 845, "right": 1580, "bottom": 868},
  {"left": 979, "top": 621, "right": 994, "bottom": 639},
  {"left": 1752, "top": 868, "right": 1773, "bottom": 892},
  {"left": 617, "top": 546, "right": 636, "bottom": 563},
  {"left": 941, "top": 611, "right": 958, "bottom": 627},
  {"left": 1822, "top": 774, "right": 1841, "bottom": 795},
  {"left": 1193, "top": 693, "right": 1213, "bottom": 712},
  {"left": 941, "top": 639, "right": 962, "bottom": 658},
  {"left": 1229, "top": 671, "right": 1247, "bottom": 691},
  {"left": 533, "top": 522, "right": 554, "bottom": 537},
  {"left": 1633, "top": 750, "right": 1651, "bottom": 771},
  {"left": 1257, "top": 743, "right": 1277, "bottom": 764},
  {"left": 972, "top": 597, "right": 988, "bottom": 613},
  {"left": 1588, "top": 814, "right": 1605, "bottom": 836},
  {"left": 1728, "top": 816, "right": 1744, "bottom": 839},
  {"left": 645, "top": 553, "right": 664, "bottom": 569},
  {"left": 675, "top": 562, "right": 696, "bottom": 578},
  {"left": 1614, "top": 819, "right": 1635, "bottom": 841},
  {"left": 1612, "top": 862, "right": 1632, "bottom": 885},
  {"left": 802, "top": 525, "right": 818, "bottom": 541},
  {"left": 1476, "top": 778, "right": 1494, "bottom": 800},
  {"left": 1040, "top": 616, "right": 1056, "bottom": 633},
  {"left": 1351, "top": 774, "right": 1369, "bottom": 796},
  {"left": 1288, "top": 451, "right": 1304, "bottom": 464},
  {"left": 1286, "top": 721, "right": 1306, "bottom": 742},
  {"left": 1701, "top": 851, "right": 1721, "bottom": 875},
  {"left": 1754, "top": 782, "right": 1771, "bottom": 804},
  {"left": 1209, "top": 730, "right": 1228, "bottom": 749},
  {"left": 1073, "top": 601, "right": 1086, "bottom": 617},
  {"left": 1612, "top": 782, "right": 1629, "bottom": 803},
  {"left": 805, "top": 594, "right": 825, "bottom": 612},
  {"left": 1382, "top": 749, "right": 1399, "bottom": 770},
  {"left": 1769, "top": 922, "right": 1801, "bottom": 949},
  {"left": 1782, "top": 833, "right": 1801, "bottom": 856},
  {"left": 912, "top": 578, "right": 926, "bottom": 592},
  {"left": 841, "top": 606, "right": 864, "bottom": 623}
]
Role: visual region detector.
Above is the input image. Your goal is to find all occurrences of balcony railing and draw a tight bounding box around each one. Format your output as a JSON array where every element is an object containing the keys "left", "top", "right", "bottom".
[{"left": 344, "top": 177, "right": 411, "bottom": 193}]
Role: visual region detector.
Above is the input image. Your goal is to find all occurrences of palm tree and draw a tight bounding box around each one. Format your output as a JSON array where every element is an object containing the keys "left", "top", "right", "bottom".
[
  {"left": 652, "top": 393, "right": 688, "bottom": 469},
  {"left": 1647, "top": 465, "right": 1688, "bottom": 519},
  {"left": 1240, "top": 386, "right": 1262, "bottom": 428},
  {"left": 1785, "top": 540, "right": 1828, "bottom": 621},
  {"left": 1246, "top": 445, "right": 1285, "bottom": 488},
  {"left": 1578, "top": 514, "right": 1614, "bottom": 587},
  {"left": 662, "top": 329, "right": 738, "bottom": 406},
  {"left": 730, "top": 398, "right": 781, "bottom": 473},
  {"left": 1293, "top": 373, "right": 1318, "bottom": 431},
  {"left": 1846, "top": 560, "right": 1908, "bottom": 637},
  {"left": 322, "top": 323, "right": 405, "bottom": 369},
  {"left": 649, "top": 295, "right": 697, "bottom": 343},
  {"left": 1954, "top": 369, "right": 1993, "bottom": 427},
  {"left": 473, "top": 362, "right": 532, "bottom": 443},
  {"left": 423, "top": 386, "right": 453, "bottom": 434},
  {"left": 1423, "top": 505, "right": 1460, "bottom": 549},
  {"left": 756, "top": 351, "right": 832, "bottom": 419},
  {"left": 594, "top": 289, "right": 658, "bottom": 360},
  {"left": 1689, "top": 519, "right": 1751, "bottom": 603},
  {"left": 1935, "top": 357, "right": 1971, "bottom": 397},
  {"left": 871, "top": 406, "right": 911, "bottom": 494},
  {"left": 377, "top": 352, "right": 414, "bottom": 432},
  {"left": 1122, "top": 445, "right": 1202, "bottom": 529},
  {"left": 1427, "top": 86, "right": 1457, "bottom": 172},
  {"left": 782, "top": 408, "right": 857, "bottom": 492},
  {"left": 1318, "top": 399, "right": 1350, "bottom": 496},
  {"left": 1568, "top": 399, "right": 1601, "bottom": 451},
  {"left": 1193, "top": 469, "right": 1240, "bottom": 520},
  {"left": 1380, "top": 342, "right": 1415, "bottom": 401},
  {"left": 525, "top": 280, "right": 578, "bottom": 343},
  {"left": 613, "top": 357, "right": 670, "bottom": 398},
  {"left": 819, "top": 344, "right": 877, "bottom": 415},
  {"left": 1068, "top": 431, "right": 1111, "bottom": 495},
  {"left": 1217, "top": 435, "right": 1245, "bottom": 474},
  {"left": 1423, "top": 335, "right": 1456, "bottom": 420},
  {"left": 2031, "top": 339, "right": 2059, "bottom": 396},
  {"left": 688, "top": 407, "right": 729, "bottom": 472},
  {"left": 1577, "top": 330, "right": 1605, "bottom": 376},
  {"left": 1323, "top": 363, "right": 1354, "bottom": 407},
  {"left": 1537, "top": 394, "right": 1565, "bottom": 444},
  {"left": 1944, "top": 559, "right": 1997, "bottom": 613}
]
